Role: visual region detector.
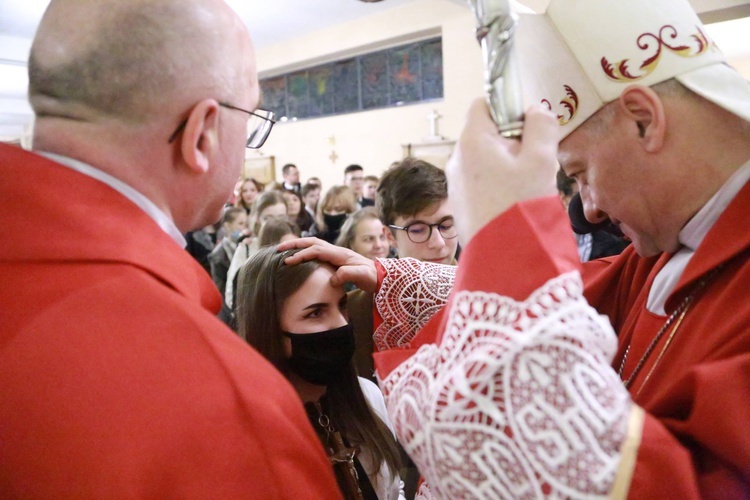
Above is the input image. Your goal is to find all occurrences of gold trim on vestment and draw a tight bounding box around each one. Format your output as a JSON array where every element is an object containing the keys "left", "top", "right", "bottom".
[{"left": 610, "top": 405, "right": 645, "bottom": 499}]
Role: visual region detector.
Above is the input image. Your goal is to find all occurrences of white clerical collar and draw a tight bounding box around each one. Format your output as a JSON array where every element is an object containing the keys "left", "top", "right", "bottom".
[
  {"left": 40, "top": 152, "right": 187, "bottom": 248},
  {"left": 679, "top": 158, "right": 750, "bottom": 251},
  {"left": 648, "top": 158, "right": 750, "bottom": 314}
]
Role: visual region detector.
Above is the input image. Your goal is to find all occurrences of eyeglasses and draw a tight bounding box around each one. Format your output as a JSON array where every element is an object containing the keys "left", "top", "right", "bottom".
[
  {"left": 167, "top": 102, "right": 276, "bottom": 149},
  {"left": 388, "top": 218, "right": 458, "bottom": 244}
]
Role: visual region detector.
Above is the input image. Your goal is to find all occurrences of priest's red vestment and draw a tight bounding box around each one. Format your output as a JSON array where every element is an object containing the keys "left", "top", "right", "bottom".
[{"left": 0, "top": 144, "right": 341, "bottom": 498}]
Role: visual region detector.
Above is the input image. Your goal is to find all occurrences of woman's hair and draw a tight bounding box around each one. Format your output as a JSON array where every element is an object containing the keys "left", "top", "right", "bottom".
[
  {"left": 252, "top": 190, "right": 287, "bottom": 216},
  {"left": 236, "top": 246, "right": 401, "bottom": 479},
  {"left": 250, "top": 190, "right": 287, "bottom": 235},
  {"left": 235, "top": 178, "right": 264, "bottom": 211},
  {"left": 334, "top": 206, "right": 380, "bottom": 249},
  {"left": 221, "top": 206, "right": 246, "bottom": 226},
  {"left": 258, "top": 218, "right": 301, "bottom": 247},
  {"left": 281, "top": 189, "right": 304, "bottom": 217},
  {"left": 316, "top": 185, "right": 357, "bottom": 232}
]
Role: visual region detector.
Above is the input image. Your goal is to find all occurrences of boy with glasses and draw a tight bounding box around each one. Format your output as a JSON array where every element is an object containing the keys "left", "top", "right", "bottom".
[
  {"left": 344, "top": 157, "right": 459, "bottom": 368},
  {"left": 378, "top": 157, "right": 458, "bottom": 265},
  {"left": 345, "top": 156, "right": 458, "bottom": 497},
  {"left": 342, "top": 158, "right": 458, "bottom": 379}
]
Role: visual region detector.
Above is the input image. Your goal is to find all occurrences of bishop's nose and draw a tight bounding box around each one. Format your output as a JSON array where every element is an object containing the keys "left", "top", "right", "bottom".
[
  {"left": 567, "top": 192, "right": 624, "bottom": 237},
  {"left": 583, "top": 197, "right": 608, "bottom": 225}
]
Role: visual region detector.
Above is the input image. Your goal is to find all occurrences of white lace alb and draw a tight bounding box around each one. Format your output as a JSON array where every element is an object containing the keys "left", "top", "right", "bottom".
[{"left": 380, "top": 272, "right": 633, "bottom": 499}]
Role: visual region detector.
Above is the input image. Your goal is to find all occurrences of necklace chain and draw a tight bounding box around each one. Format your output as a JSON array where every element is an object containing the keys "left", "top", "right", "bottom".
[
  {"left": 618, "top": 264, "right": 724, "bottom": 392},
  {"left": 314, "top": 401, "right": 335, "bottom": 436}
]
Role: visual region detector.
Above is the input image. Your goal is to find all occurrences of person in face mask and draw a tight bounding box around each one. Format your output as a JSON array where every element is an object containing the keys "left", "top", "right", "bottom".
[
  {"left": 208, "top": 207, "right": 248, "bottom": 307},
  {"left": 236, "top": 246, "right": 405, "bottom": 500},
  {"left": 310, "top": 185, "right": 357, "bottom": 244}
]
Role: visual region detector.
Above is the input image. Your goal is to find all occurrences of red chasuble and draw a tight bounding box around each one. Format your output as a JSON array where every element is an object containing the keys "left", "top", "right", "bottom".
[
  {"left": 0, "top": 144, "right": 341, "bottom": 499},
  {"left": 372, "top": 191, "right": 749, "bottom": 498}
]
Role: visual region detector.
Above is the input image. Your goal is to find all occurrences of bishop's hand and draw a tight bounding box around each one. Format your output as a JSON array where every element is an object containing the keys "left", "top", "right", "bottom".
[{"left": 278, "top": 237, "right": 378, "bottom": 293}]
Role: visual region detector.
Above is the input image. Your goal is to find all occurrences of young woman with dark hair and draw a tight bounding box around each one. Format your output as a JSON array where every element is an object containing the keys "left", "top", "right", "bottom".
[
  {"left": 281, "top": 188, "right": 314, "bottom": 234},
  {"left": 236, "top": 246, "right": 404, "bottom": 499}
]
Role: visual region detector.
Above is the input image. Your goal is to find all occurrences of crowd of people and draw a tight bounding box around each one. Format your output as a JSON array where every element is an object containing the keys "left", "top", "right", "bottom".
[
  {"left": 189, "top": 158, "right": 465, "bottom": 341},
  {"left": 2, "top": 0, "right": 748, "bottom": 498}
]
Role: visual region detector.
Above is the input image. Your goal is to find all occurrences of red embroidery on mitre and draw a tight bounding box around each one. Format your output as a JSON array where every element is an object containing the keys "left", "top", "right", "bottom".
[
  {"left": 541, "top": 84, "right": 579, "bottom": 125},
  {"left": 601, "top": 24, "right": 716, "bottom": 82}
]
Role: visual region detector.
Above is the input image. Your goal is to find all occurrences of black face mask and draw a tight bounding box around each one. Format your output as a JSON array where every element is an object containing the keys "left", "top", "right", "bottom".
[
  {"left": 323, "top": 213, "right": 347, "bottom": 232},
  {"left": 282, "top": 323, "right": 355, "bottom": 386}
]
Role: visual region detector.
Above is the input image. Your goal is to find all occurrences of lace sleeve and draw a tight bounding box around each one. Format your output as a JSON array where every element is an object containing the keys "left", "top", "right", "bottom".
[
  {"left": 373, "top": 258, "right": 456, "bottom": 351},
  {"left": 380, "top": 272, "right": 636, "bottom": 498}
]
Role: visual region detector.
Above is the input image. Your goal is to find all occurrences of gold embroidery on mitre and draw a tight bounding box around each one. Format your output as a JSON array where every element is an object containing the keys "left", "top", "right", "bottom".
[
  {"left": 601, "top": 25, "right": 716, "bottom": 82},
  {"left": 541, "top": 85, "right": 579, "bottom": 125}
]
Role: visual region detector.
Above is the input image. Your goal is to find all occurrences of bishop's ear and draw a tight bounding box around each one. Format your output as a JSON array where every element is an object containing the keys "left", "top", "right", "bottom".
[
  {"left": 617, "top": 85, "right": 666, "bottom": 153},
  {"left": 179, "top": 99, "right": 221, "bottom": 174}
]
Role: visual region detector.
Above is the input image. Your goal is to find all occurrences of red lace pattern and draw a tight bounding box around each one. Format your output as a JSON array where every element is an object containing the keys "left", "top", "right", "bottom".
[{"left": 374, "top": 258, "right": 456, "bottom": 351}]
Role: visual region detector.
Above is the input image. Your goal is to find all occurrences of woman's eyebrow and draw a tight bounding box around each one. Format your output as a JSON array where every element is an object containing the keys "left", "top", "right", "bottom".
[{"left": 302, "top": 302, "right": 328, "bottom": 311}]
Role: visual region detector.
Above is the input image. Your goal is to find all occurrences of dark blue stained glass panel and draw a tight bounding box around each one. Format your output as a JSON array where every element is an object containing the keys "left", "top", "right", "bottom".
[
  {"left": 361, "top": 51, "right": 389, "bottom": 110},
  {"left": 389, "top": 44, "right": 421, "bottom": 105},
  {"left": 332, "top": 58, "right": 360, "bottom": 113},
  {"left": 308, "top": 65, "right": 334, "bottom": 117},
  {"left": 259, "top": 37, "right": 442, "bottom": 121},
  {"left": 287, "top": 70, "right": 310, "bottom": 119},
  {"left": 421, "top": 39, "right": 443, "bottom": 100},
  {"left": 262, "top": 76, "right": 287, "bottom": 120}
]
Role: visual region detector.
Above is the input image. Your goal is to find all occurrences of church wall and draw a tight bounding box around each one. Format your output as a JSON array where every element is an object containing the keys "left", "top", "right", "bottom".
[
  {"left": 253, "top": 1, "right": 750, "bottom": 189},
  {"left": 253, "top": 0, "right": 485, "bottom": 188}
]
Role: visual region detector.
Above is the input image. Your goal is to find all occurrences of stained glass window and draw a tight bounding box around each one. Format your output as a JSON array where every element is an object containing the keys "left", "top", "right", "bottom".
[
  {"left": 332, "top": 59, "right": 360, "bottom": 113},
  {"left": 260, "top": 37, "right": 442, "bottom": 122}
]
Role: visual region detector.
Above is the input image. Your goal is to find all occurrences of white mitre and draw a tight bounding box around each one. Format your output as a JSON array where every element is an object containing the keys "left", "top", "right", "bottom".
[{"left": 516, "top": 0, "right": 750, "bottom": 138}]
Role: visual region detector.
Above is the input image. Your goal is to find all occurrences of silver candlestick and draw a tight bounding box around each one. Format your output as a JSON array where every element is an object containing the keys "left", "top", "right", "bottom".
[{"left": 468, "top": 0, "right": 524, "bottom": 138}]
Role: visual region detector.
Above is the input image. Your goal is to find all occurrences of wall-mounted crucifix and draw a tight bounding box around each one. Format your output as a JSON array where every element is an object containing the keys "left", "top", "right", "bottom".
[{"left": 424, "top": 109, "right": 445, "bottom": 142}]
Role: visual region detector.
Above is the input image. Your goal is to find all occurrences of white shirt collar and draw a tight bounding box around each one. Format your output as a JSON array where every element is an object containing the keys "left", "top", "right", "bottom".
[
  {"left": 679, "top": 158, "right": 750, "bottom": 251},
  {"left": 40, "top": 152, "right": 187, "bottom": 247},
  {"left": 648, "top": 158, "right": 750, "bottom": 314}
]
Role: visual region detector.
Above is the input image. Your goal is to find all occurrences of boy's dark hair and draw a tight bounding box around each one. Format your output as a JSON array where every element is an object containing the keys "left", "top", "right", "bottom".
[
  {"left": 221, "top": 206, "right": 245, "bottom": 226},
  {"left": 376, "top": 157, "right": 447, "bottom": 225},
  {"left": 282, "top": 163, "right": 297, "bottom": 175},
  {"left": 344, "top": 164, "right": 363, "bottom": 175},
  {"left": 258, "top": 218, "right": 301, "bottom": 247},
  {"left": 300, "top": 182, "right": 320, "bottom": 197}
]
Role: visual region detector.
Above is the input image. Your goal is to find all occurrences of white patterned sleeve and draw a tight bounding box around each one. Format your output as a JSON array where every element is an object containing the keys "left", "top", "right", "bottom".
[
  {"left": 379, "top": 272, "right": 642, "bottom": 499},
  {"left": 373, "top": 258, "right": 456, "bottom": 351}
]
